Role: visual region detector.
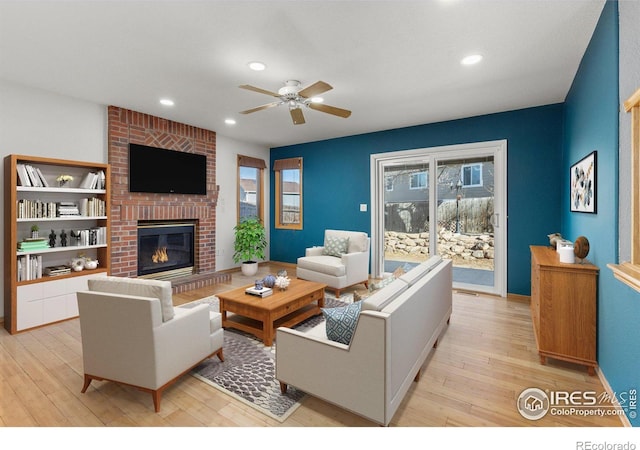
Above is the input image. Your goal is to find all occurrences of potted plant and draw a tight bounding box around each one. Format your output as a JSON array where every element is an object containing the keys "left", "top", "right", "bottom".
[
  {"left": 30, "top": 224, "right": 39, "bottom": 239},
  {"left": 233, "top": 217, "right": 267, "bottom": 277}
]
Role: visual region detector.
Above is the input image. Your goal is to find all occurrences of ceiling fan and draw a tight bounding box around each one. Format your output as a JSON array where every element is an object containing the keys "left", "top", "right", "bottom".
[{"left": 239, "top": 80, "right": 351, "bottom": 125}]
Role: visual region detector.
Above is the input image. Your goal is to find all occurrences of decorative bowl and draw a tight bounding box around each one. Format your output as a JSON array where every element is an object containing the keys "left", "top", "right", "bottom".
[{"left": 84, "top": 260, "right": 98, "bottom": 270}]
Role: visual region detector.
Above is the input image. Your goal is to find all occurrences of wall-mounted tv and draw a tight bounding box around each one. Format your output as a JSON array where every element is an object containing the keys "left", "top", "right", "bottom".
[{"left": 129, "top": 143, "right": 207, "bottom": 195}]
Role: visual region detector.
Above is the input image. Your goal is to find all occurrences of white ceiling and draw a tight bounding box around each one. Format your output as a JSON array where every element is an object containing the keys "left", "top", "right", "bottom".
[{"left": 0, "top": 0, "right": 605, "bottom": 148}]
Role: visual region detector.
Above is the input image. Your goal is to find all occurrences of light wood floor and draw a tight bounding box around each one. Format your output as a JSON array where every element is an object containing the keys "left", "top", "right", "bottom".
[{"left": 0, "top": 263, "right": 625, "bottom": 427}]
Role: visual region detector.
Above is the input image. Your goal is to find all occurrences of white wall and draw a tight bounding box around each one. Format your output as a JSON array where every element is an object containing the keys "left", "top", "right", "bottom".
[
  {"left": 618, "top": 0, "right": 640, "bottom": 261},
  {"left": 0, "top": 79, "right": 107, "bottom": 321},
  {"left": 215, "top": 134, "right": 270, "bottom": 271}
]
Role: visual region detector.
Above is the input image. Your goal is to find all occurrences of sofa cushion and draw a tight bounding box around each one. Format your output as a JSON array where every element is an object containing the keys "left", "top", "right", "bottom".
[
  {"left": 325, "top": 230, "right": 368, "bottom": 253},
  {"left": 88, "top": 276, "right": 175, "bottom": 322},
  {"left": 322, "top": 301, "right": 362, "bottom": 345},
  {"left": 323, "top": 235, "right": 349, "bottom": 257},
  {"left": 297, "top": 255, "right": 346, "bottom": 277}
]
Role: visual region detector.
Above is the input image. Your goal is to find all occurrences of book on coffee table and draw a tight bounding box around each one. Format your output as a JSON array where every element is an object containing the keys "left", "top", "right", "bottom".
[{"left": 245, "top": 286, "right": 273, "bottom": 298}]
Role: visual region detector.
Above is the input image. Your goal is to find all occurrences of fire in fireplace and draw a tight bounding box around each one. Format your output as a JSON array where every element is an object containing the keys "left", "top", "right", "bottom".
[{"left": 137, "top": 222, "right": 195, "bottom": 280}]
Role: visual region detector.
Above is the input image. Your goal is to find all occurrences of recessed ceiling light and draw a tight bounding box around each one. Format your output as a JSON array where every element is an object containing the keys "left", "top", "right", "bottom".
[
  {"left": 159, "top": 98, "right": 175, "bottom": 106},
  {"left": 461, "top": 54, "right": 483, "bottom": 66},
  {"left": 225, "top": 118, "right": 237, "bottom": 125},
  {"left": 310, "top": 97, "right": 324, "bottom": 103},
  {"left": 248, "top": 61, "right": 266, "bottom": 71}
]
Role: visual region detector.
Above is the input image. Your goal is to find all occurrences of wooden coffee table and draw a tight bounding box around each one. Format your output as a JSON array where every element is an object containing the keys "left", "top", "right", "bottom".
[{"left": 218, "top": 278, "right": 326, "bottom": 346}]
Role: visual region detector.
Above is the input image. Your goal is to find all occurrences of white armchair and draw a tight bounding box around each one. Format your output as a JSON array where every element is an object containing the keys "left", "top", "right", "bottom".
[
  {"left": 76, "top": 276, "right": 223, "bottom": 412},
  {"left": 296, "top": 229, "right": 370, "bottom": 298}
]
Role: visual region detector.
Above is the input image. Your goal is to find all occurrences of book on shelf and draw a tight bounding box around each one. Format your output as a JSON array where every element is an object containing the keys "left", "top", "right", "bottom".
[
  {"left": 69, "top": 227, "right": 107, "bottom": 246},
  {"left": 245, "top": 286, "right": 273, "bottom": 298},
  {"left": 16, "top": 199, "right": 58, "bottom": 219},
  {"left": 43, "top": 265, "right": 71, "bottom": 277},
  {"left": 79, "top": 170, "right": 105, "bottom": 190},
  {"left": 17, "top": 254, "right": 43, "bottom": 281},
  {"left": 35, "top": 167, "right": 49, "bottom": 187},
  {"left": 57, "top": 201, "right": 80, "bottom": 216},
  {"left": 16, "top": 164, "right": 30, "bottom": 186},
  {"left": 17, "top": 238, "right": 49, "bottom": 252}
]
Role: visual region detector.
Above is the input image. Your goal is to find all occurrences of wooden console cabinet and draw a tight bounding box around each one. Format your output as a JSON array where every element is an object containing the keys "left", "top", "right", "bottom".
[{"left": 530, "top": 245, "right": 598, "bottom": 375}]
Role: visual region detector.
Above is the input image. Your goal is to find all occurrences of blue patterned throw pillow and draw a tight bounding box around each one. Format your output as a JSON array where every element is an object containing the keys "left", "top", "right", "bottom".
[
  {"left": 322, "top": 236, "right": 349, "bottom": 257},
  {"left": 322, "top": 301, "right": 362, "bottom": 345}
]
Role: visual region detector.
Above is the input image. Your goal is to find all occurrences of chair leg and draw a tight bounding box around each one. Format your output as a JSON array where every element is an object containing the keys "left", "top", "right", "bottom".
[
  {"left": 152, "top": 390, "right": 162, "bottom": 413},
  {"left": 279, "top": 382, "right": 288, "bottom": 394},
  {"left": 335, "top": 289, "right": 341, "bottom": 298},
  {"left": 216, "top": 348, "right": 224, "bottom": 362},
  {"left": 363, "top": 281, "right": 369, "bottom": 289},
  {"left": 81, "top": 374, "right": 93, "bottom": 393}
]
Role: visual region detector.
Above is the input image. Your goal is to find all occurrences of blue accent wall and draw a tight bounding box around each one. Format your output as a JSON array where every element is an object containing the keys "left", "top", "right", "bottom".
[
  {"left": 562, "top": 0, "right": 639, "bottom": 427},
  {"left": 271, "top": 104, "right": 564, "bottom": 296}
]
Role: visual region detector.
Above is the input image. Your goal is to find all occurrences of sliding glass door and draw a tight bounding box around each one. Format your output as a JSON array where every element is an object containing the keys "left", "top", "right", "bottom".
[{"left": 371, "top": 140, "right": 507, "bottom": 296}]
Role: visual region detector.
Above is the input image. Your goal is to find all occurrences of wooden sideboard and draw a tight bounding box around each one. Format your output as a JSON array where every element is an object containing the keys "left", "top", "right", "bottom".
[{"left": 530, "top": 245, "right": 598, "bottom": 375}]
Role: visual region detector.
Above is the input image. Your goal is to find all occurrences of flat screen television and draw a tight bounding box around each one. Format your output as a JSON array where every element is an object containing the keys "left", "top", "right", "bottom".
[{"left": 129, "top": 143, "right": 207, "bottom": 195}]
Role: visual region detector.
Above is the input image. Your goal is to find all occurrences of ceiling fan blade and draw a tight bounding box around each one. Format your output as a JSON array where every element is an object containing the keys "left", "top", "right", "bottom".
[
  {"left": 239, "top": 84, "right": 281, "bottom": 97},
  {"left": 308, "top": 102, "right": 352, "bottom": 118},
  {"left": 239, "top": 102, "right": 281, "bottom": 114},
  {"left": 290, "top": 108, "right": 306, "bottom": 125},
  {"left": 298, "top": 81, "right": 333, "bottom": 98}
]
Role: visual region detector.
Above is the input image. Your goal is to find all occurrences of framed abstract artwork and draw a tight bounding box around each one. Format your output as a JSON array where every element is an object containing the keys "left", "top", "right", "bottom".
[{"left": 570, "top": 151, "right": 597, "bottom": 213}]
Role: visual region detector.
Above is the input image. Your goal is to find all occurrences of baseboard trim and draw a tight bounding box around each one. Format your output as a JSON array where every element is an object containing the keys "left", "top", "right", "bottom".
[
  {"left": 596, "top": 366, "right": 633, "bottom": 427},
  {"left": 506, "top": 293, "right": 530, "bottom": 303}
]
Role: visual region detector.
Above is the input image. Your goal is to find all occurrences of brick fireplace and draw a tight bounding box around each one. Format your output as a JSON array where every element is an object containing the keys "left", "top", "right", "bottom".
[{"left": 107, "top": 106, "right": 230, "bottom": 292}]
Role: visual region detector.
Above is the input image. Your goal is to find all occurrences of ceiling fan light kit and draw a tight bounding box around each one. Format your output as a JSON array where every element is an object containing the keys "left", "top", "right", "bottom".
[{"left": 239, "top": 80, "right": 351, "bottom": 125}]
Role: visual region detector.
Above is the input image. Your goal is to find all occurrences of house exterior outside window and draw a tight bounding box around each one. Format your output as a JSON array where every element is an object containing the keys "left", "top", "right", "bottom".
[
  {"left": 409, "top": 171, "right": 428, "bottom": 190},
  {"left": 237, "top": 155, "right": 265, "bottom": 223},
  {"left": 461, "top": 163, "right": 483, "bottom": 187},
  {"left": 274, "top": 157, "right": 303, "bottom": 230}
]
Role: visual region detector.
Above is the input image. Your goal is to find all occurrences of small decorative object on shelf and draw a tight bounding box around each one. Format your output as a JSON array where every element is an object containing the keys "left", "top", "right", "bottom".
[
  {"left": 30, "top": 224, "right": 39, "bottom": 239},
  {"left": 60, "top": 229, "right": 67, "bottom": 247},
  {"left": 56, "top": 174, "right": 73, "bottom": 187},
  {"left": 547, "top": 232, "right": 563, "bottom": 249},
  {"left": 71, "top": 257, "right": 85, "bottom": 272},
  {"left": 49, "top": 229, "right": 56, "bottom": 247},
  {"left": 275, "top": 275, "right": 290, "bottom": 291},
  {"left": 262, "top": 274, "right": 277, "bottom": 288},
  {"left": 574, "top": 236, "right": 590, "bottom": 261},
  {"left": 84, "top": 258, "right": 98, "bottom": 270}
]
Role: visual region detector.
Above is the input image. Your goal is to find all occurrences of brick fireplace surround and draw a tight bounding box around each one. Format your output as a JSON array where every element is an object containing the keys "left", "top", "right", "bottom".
[{"left": 107, "top": 106, "right": 230, "bottom": 293}]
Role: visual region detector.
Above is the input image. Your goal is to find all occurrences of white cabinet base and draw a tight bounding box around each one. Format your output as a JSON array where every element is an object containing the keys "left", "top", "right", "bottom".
[{"left": 16, "top": 272, "right": 106, "bottom": 332}]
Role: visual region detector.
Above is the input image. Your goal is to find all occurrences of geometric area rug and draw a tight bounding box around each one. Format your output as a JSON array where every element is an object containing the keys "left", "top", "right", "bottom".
[{"left": 180, "top": 294, "right": 350, "bottom": 422}]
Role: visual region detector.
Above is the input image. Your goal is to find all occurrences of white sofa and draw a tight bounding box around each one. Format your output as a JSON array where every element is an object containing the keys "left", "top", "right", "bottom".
[
  {"left": 76, "top": 276, "right": 224, "bottom": 412},
  {"left": 276, "top": 256, "right": 452, "bottom": 426},
  {"left": 296, "top": 229, "right": 370, "bottom": 298}
]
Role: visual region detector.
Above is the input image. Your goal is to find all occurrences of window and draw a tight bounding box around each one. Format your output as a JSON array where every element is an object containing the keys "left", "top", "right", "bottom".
[
  {"left": 461, "top": 163, "right": 483, "bottom": 187},
  {"left": 409, "top": 171, "right": 428, "bottom": 189},
  {"left": 610, "top": 87, "right": 640, "bottom": 293},
  {"left": 274, "top": 157, "right": 303, "bottom": 230},
  {"left": 385, "top": 175, "right": 394, "bottom": 191},
  {"left": 237, "top": 155, "right": 265, "bottom": 222}
]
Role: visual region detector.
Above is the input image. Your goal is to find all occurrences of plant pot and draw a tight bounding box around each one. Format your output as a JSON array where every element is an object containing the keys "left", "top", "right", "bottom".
[{"left": 241, "top": 261, "right": 258, "bottom": 277}]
